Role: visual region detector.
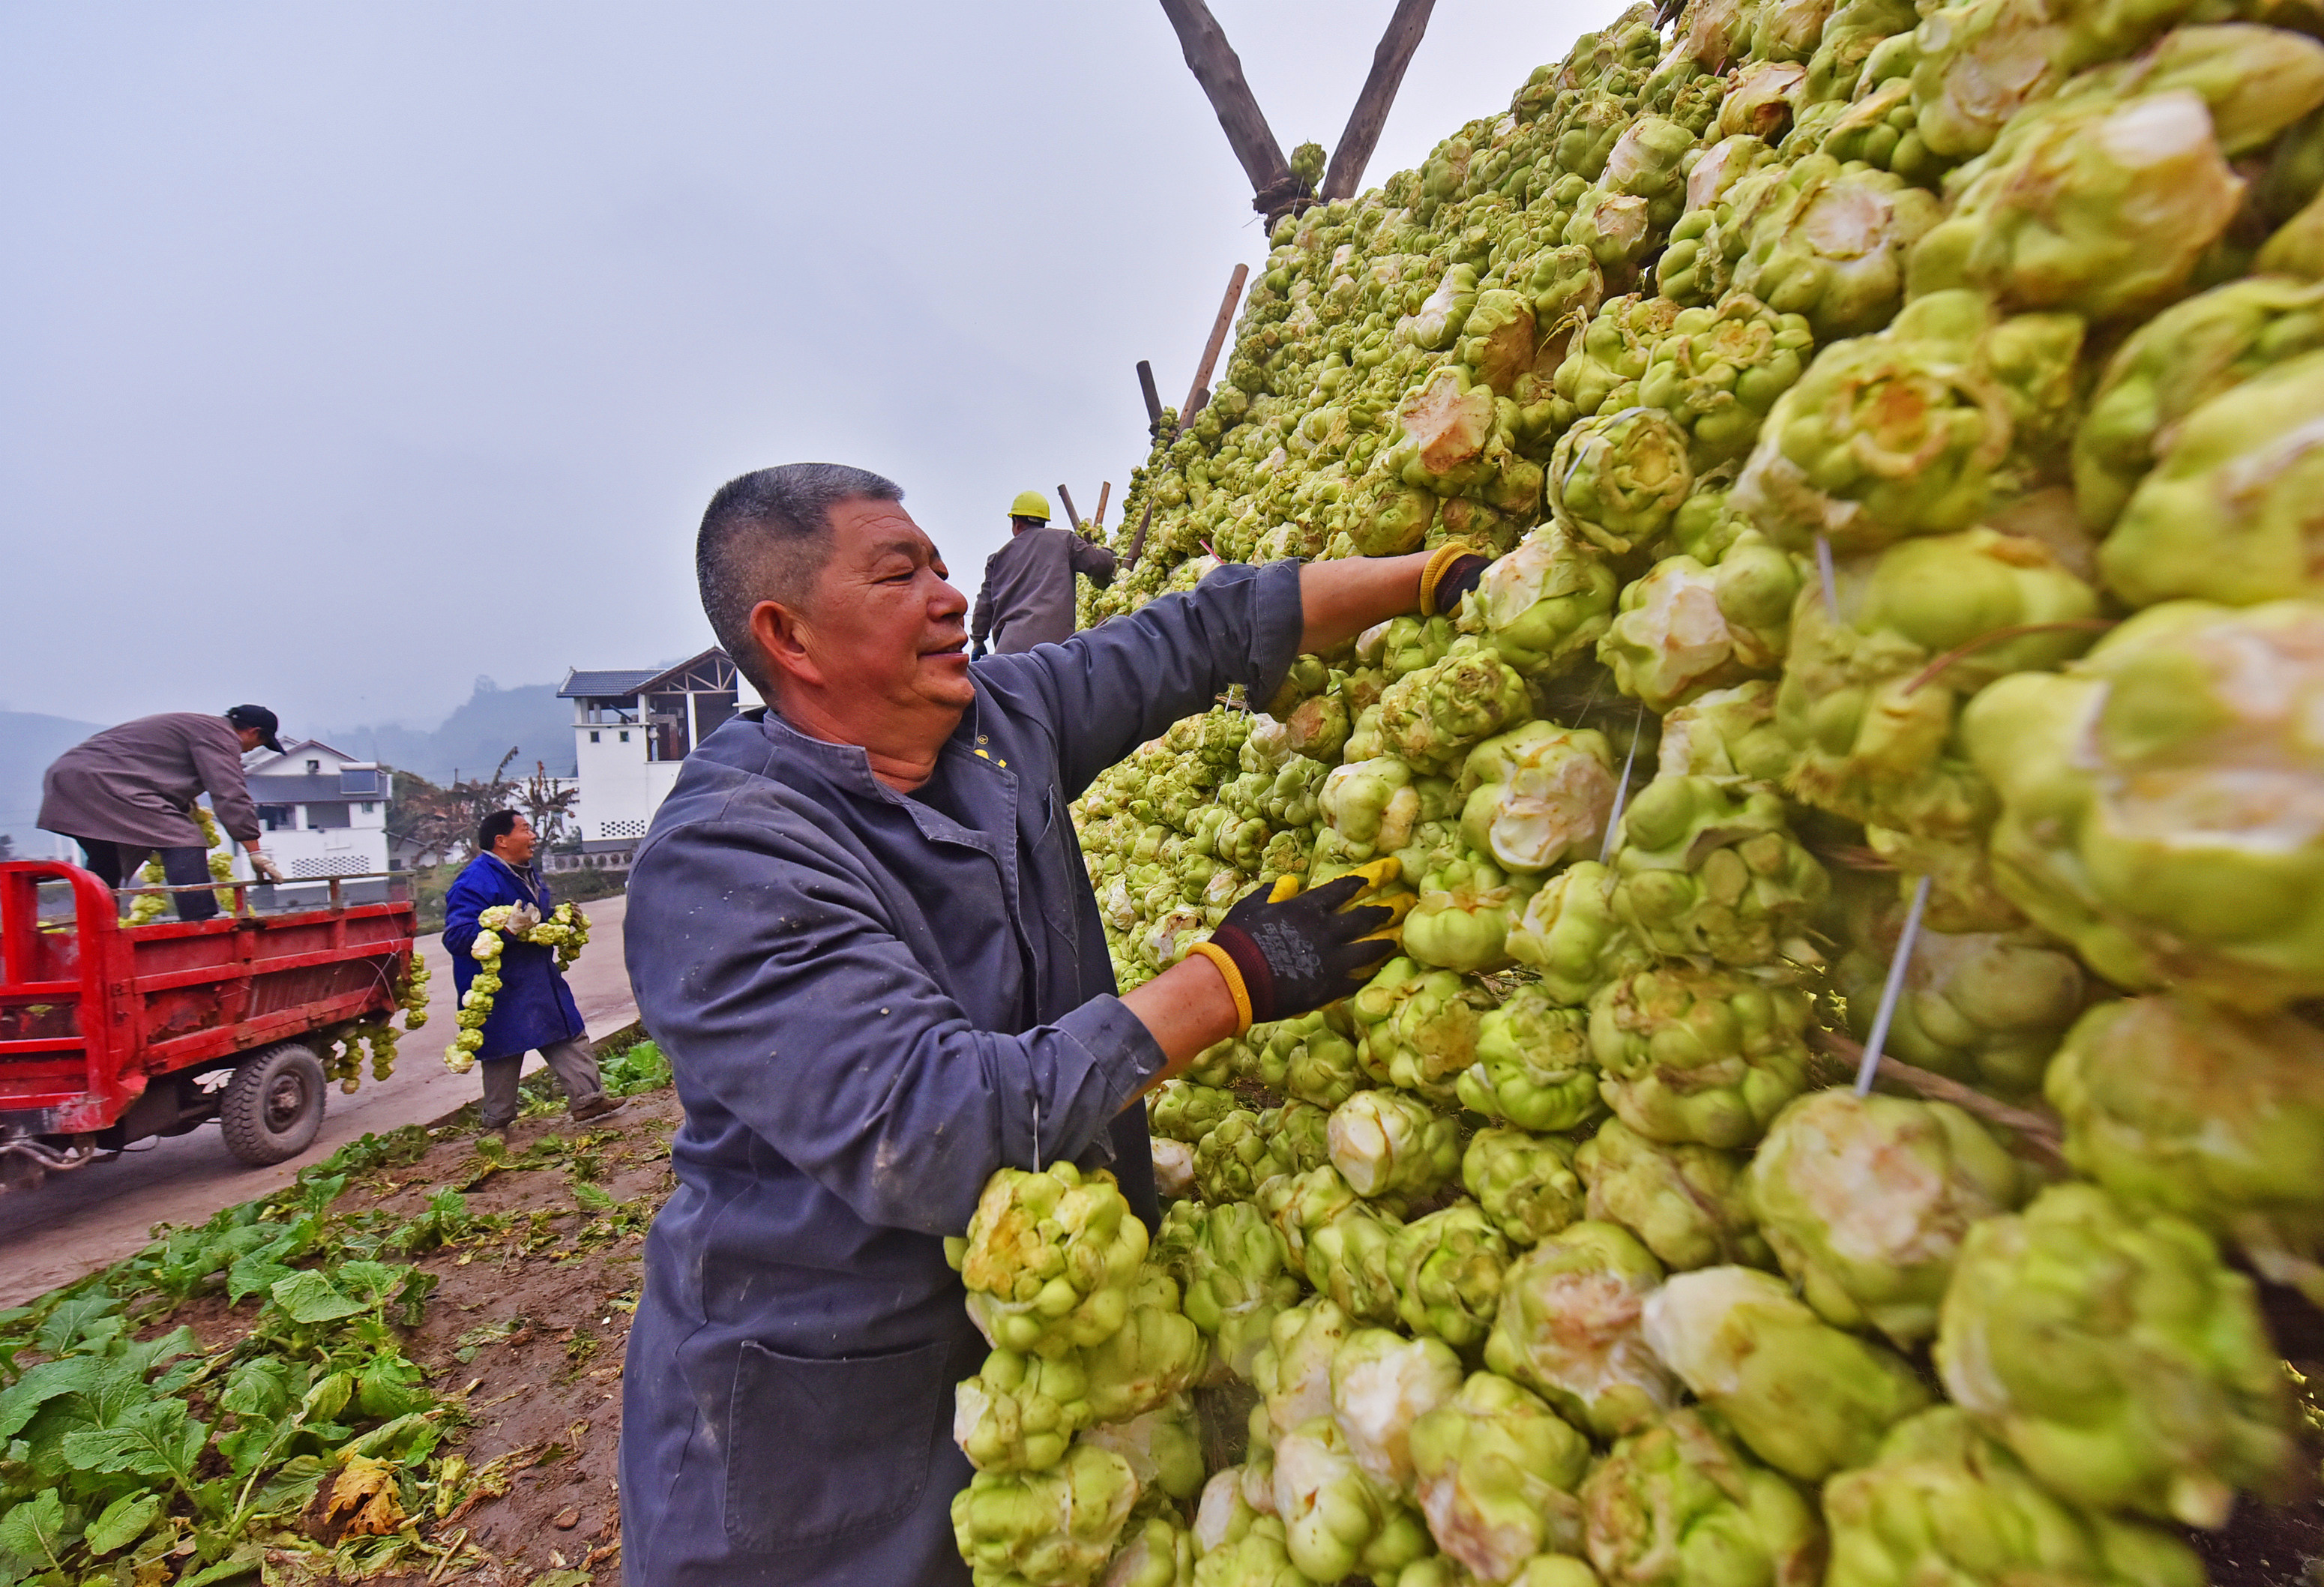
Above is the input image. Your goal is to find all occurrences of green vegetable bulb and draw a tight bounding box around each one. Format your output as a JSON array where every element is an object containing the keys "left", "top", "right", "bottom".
[
  {"left": 1933, "top": 1183, "right": 2297, "bottom": 1528},
  {"left": 1640, "top": 1265, "right": 1933, "bottom": 1481}
]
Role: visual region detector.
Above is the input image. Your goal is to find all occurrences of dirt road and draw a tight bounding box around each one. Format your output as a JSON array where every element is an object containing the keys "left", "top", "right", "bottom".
[{"left": 0, "top": 893, "right": 639, "bottom": 1310}]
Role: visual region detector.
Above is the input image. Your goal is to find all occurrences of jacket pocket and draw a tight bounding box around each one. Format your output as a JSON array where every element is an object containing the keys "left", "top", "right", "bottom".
[
  {"left": 1032, "top": 787, "right": 1085, "bottom": 963},
  {"left": 721, "top": 1336, "right": 951, "bottom": 1552}
]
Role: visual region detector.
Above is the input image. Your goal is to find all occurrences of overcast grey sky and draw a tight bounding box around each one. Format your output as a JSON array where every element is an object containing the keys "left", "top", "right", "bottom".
[{"left": 1, "top": 0, "right": 1616, "bottom": 734}]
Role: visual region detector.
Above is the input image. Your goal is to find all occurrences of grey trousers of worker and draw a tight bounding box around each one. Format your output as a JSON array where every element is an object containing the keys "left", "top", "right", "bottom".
[{"left": 478, "top": 1038, "right": 605, "bottom": 1127}]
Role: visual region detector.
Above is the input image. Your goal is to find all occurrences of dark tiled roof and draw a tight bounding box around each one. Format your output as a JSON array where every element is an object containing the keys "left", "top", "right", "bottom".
[{"left": 559, "top": 669, "right": 661, "bottom": 699}]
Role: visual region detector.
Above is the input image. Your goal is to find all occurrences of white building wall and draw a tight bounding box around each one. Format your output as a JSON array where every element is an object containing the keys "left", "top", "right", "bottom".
[
  {"left": 240, "top": 741, "right": 393, "bottom": 879},
  {"left": 567, "top": 656, "right": 744, "bottom": 850},
  {"left": 574, "top": 726, "right": 658, "bottom": 846},
  {"left": 256, "top": 824, "right": 390, "bottom": 880}
]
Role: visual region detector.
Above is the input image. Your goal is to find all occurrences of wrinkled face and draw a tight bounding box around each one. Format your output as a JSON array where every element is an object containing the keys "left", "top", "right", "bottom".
[
  {"left": 795, "top": 496, "right": 974, "bottom": 722},
  {"left": 494, "top": 816, "right": 537, "bottom": 865}
]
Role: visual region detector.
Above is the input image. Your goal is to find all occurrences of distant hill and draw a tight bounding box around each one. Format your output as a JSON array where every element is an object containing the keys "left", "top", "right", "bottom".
[
  {"left": 323, "top": 677, "right": 576, "bottom": 786},
  {"left": 0, "top": 679, "right": 577, "bottom": 855}
]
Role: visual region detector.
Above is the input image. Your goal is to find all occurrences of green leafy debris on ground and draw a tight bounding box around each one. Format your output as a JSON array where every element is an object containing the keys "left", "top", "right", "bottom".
[{"left": 0, "top": 1043, "right": 679, "bottom": 1586}]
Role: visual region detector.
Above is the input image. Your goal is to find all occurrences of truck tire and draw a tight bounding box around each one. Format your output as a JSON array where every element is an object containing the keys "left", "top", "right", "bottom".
[{"left": 220, "top": 1043, "right": 327, "bottom": 1166}]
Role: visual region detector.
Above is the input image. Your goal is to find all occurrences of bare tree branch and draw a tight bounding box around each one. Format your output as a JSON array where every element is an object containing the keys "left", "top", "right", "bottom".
[
  {"left": 392, "top": 747, "right": 529, "bottom": 868},
  {"left": 518, "top": 761, "right": 580, "bottom": 847}
]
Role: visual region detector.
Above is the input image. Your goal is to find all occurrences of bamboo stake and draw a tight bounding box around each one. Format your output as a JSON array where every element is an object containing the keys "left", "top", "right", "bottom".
[
  {"left": 1181, "top": 263, "right": 1250, "bottom": 424},
  {"left": 1855, "top": 874, "right": 1933, "bottom": 1096},
  {"left": 1810, "top": 1028, "right": 2068, "bottom": 1168}
]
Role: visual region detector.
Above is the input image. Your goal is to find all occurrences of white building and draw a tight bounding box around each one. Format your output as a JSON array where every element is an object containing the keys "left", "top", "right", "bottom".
[
  {"left": 558, "top": 648, "right": 756, "bottom": 862},
  {"left": 243, "top": 738, "right": 393, "bottom": 896}
]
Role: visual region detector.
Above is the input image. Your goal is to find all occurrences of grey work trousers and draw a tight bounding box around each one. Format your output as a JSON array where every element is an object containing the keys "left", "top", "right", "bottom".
[{"left": 478, "top": 1038, "right": 606, "bottom": 1127}]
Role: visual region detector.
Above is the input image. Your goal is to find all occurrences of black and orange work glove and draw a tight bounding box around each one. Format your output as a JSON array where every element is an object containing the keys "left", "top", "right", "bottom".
[
  {"left": 1420, "top": 542, "right": 1492, "bottom": 618},
  {"left": 1188, "top": 859, "right": 1410, "bottom": 1035}
]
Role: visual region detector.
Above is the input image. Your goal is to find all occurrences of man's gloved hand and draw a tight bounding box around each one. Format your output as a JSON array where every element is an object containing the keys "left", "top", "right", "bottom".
[
  {"left": 505, "top": 901, "right": 544, "bottom": 936},
  {"left": 971, "top": 640, "right": 988, "bottom": 661},
  {"left": 1421, "top": 543, "right": 1493, "bottom": 617},
  {"left": 249, "top": 855, "right": 286, "bottom": 885},
  {"left": 1190, "top": 860, "right": 1409, "bottom": 1032}
]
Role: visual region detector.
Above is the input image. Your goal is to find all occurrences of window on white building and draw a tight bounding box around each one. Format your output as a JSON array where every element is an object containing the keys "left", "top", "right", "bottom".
[
  {"left": 590, "top": 731, "right": 600, "bottom": 743},
  {"left": 619, "top": 731, "right": 630, "bottom": 742},
  {"left": 305, "top": 759, "right": 321, "bottom": 775},
  {"left": 361, "top": 803, "right": 376, "bottom": 814}
]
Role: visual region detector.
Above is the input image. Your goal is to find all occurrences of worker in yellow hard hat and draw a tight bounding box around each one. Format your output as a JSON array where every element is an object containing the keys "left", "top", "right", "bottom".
[{"left": 969, "top": 490, "right": 1118, "bottom": 659}]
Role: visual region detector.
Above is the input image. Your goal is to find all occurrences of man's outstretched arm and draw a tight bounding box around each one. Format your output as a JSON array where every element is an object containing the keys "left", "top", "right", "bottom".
[{"left": 1295, "top": 550, "right": 1430, "bottom": 655}]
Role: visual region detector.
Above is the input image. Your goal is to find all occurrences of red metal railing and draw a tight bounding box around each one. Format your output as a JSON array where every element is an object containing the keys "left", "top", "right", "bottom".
[{"left": 0, "top": 861, "right": 416, "bottom": 1135}]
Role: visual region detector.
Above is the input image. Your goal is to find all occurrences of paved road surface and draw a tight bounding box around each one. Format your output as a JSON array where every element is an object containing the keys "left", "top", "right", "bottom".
[{"left": 0, "top": 894, "right": 639, "bottom": 1310}]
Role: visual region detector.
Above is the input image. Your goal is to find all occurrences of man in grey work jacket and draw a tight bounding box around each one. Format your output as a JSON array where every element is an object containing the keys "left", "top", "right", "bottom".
[
  {"left": 617, "top": 462, "right": 1491, "bottom": 1586},
  {"left": 38, "top": 705, "right": 289, "bottom": 921},
  {"left": 969, "top": 489, "right": 1118, "bottom": 657}
]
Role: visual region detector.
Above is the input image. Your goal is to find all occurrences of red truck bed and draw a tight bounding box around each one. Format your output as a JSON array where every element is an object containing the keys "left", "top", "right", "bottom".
[{"left": 0, "top": 861, "right": 416, "bottom": 1172}]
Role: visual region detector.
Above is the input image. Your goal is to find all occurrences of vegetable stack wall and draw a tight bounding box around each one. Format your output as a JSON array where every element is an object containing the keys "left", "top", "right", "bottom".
[{"left": 960, "top": 1, "right": 2324, "bottom": 1582}]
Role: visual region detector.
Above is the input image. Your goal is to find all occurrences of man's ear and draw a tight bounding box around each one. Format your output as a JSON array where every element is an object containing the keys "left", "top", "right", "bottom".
[{"left": 750, "top": 598, "right": 825, "bottom": 692}]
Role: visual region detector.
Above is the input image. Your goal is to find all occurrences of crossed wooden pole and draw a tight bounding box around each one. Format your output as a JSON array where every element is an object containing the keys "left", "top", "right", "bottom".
[
  {"left": 1135, "top": 0, "right": 1436, "bottom": 442},
  {"left": 1156, "top": 0, "right": 1436, "bottom": 223},
  {"left": 1124, "top": 0, "right": 1437, "bottom": 561}
]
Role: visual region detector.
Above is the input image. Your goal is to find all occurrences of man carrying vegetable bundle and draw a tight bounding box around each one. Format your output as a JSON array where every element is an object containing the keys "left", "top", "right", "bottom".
[
  {"left": 442, "top": 810, "right": 621, "bottom": 1134},
  {"left": 617, "top": 461, "right": 1487, "bottom": 1585}
]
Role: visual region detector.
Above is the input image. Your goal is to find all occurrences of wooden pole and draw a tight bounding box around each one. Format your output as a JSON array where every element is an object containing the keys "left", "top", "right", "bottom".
[
  {"left": 1323, "top": 0, "right": 1437, "bottom": 202},
  {"left": 1155, "top": 0, "right": 1294, "bottom": 206},
  {"left": 1181, "top": 263, "right": 1250, "bottom": 424},
  {"left": 1127, "top": 499, "right": 1158, "bottom": 567},
  {"left": 1137, "top": 361, "right": 1164, "bottom": 428},
  {"left": 1057, "top": 484, "right": 1083, "bottom": 531},
  {"left": 1093, "top": 481, "right": 1111, "bottom": 529}
]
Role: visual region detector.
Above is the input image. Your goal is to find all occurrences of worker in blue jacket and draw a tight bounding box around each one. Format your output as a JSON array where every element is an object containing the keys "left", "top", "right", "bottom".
[
  {"left": 442, "top": 810, "right": 622, "bottom": 1133},
  {"left": 617, "top": 463, "right": 1490, "bottom": 1586}
]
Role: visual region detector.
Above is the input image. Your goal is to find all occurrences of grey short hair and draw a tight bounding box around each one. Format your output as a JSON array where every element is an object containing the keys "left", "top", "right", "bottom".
[{"left": 696, "top": 463, "right": 903, "bottom": 694}]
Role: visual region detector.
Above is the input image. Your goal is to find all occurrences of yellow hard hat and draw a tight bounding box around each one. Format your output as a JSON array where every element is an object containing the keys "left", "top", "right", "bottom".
[{"left": 1008, "top": 490, "right": 1051, "bottom": 523}]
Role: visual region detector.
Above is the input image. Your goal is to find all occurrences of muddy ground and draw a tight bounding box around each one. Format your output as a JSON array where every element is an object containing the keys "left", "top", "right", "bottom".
[
  {"left": 369, "top": 1097, "right": 671, "bottom": 1587},
  {"left": 146, "top": 1087, "right": 680, "bottom": 1587}
]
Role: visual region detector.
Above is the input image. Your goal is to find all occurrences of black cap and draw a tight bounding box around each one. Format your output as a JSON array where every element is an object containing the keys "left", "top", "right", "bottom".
[{"left": 226, "top": 705, "right": 284, "bottom": 754}]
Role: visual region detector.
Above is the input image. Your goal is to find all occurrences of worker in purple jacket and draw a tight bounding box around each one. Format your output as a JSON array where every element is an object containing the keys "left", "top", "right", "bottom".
[{"left": 616, "top": 461, "right": 1491, "bottom": 1586}]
